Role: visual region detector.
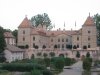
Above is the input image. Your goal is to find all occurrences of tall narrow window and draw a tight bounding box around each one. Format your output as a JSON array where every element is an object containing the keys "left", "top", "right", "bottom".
[
  {"left": 66, "top": 39, "right": 68, "bottom": 42},
  {"left": 77, "top": 37, "right": 79, "bottom": 41},
  {"left": 62, "top": 39, "right": 64, "bottom": 42},
  {"left": 23, "top": 30, "right": 25, "bottom": 34},
  {"left": 88, "top": 31, "right": 91, "bottom": 34},
  {"left": 88, "top": 36, "right": 90, "bottom": 41},
  {"left": 88, "top": 44, "right": 91, "bottom": 48},
  {"left": 33, "top": 37, "right": 35, "bottom": 41},
  {"left": 23, "top": 37, "right": 25, "bottom": 41},
  {"left": 58, "top": 39, "right": 60, "bottom": 42},
  {"left": 62, "top": 44, "right": 64, "bottom": 48}
]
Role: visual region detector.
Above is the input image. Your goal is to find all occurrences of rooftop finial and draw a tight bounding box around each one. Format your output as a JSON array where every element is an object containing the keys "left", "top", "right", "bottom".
[{"left": 89, "top": 12, "right": 90, "bottom": 17}]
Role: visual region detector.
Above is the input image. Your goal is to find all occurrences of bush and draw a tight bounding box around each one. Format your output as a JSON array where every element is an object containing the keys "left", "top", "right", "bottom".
[
  {"left": 31, "top": 69, "right": 41, "bottom": 75},
  {"left": 64, "top": 57, "right": 72, "bottom": 66},
  {"left": 53, "top": 57, "right": 64, "bottom": 71},
  {"left": 42, "top": 69, "right": 53, "bottom": 75},
  {"left": 1, "top": 63, "right": 46, "bottom": 72},
  {"left": 44, "top": 58, "right": 51, "bottom": 67},
  {"left": 83, "top": 58, "right": 92, "bottom": 71}
]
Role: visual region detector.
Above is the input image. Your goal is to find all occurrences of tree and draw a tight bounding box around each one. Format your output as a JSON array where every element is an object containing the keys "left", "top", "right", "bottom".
[
  {"left": 0, "top": 26, "right": 6, "bottom": 53},
  {"left": 49, "top": 52, "right": 55, "bottom": 57},
  {"left": 86, "top": 52, "right": 90, "bottom": 58},
  {"left": 0, "top": 26, "right": 6, "bottom": 62},
  {"left": 12, "top": 29, "right": 18, "bottom": 44},
  {"left": 31, "top": 13, "right": 53, "bottom": 30},
  {"left": 93, "top": 14, "right": 100, "bottom": 46},
  {"left": 53, "top": 57, "right": 64, "bottom": 71},
  {"left": 76, "top": 51, "right": 80, "bottom": 58}
]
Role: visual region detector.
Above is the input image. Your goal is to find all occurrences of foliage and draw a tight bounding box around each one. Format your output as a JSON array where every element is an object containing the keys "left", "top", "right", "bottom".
[
  {"left": 53, "top": 57, "right": 64, "bottom": 71},
  {"left": 49, "top": 52, "right": 55, "bottom": 57},
  {"left": 83, "top": 58, "right": 92, "bottom": 71},
  {"left": 93, "top": 14, "right": 100, "bottom": 46},
  {"left": 86, "top": 52, "right": 90, "bottom": 58},
  {"left": 43, "top": 53, "right": 48, "bottom": 58},
  {"left": 42, "top": 69, "right": 53, "bottom": 75},
  {"left": 0, "top": 26, "right": 6, "bottom": 53},
  {"left": 44, "top": 58, "right": 51, "bottom": 67},
  {"left": 31, "top": 69, "right": 41, "bottom": 75},
  {"left": 64, "top": 57, "right": 72, "bottom": 66},
  {"left": 76, "top": 51, "right": 80, "bottom": 58},
  {"left": 1, "top": 63, "right": 46, "bottom": 72},
  {"left": 31, "top": 13, "right": 52, "bottom": 30}
]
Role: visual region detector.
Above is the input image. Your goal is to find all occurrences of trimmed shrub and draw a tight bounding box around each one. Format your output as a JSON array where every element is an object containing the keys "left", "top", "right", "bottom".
[
  {"left": 1, "top": 63, "right": 46, "bottom": 72},
  {"left": 64, "top": 57, "right": 72, "bottom": 66},
  {"left": 42, "top": 69, "right": 53, "bottom": 75},
  {"left": 31, "top": 69, "right": 41, "bottom": 75},
  {"left": 44, "top": 58, "right": 51, "bottom": 67}
]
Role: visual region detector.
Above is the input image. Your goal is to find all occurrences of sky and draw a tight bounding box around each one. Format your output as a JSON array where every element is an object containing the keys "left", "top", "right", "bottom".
[{"left": 0, "top": 0, "right": 100, "bottom": 31}]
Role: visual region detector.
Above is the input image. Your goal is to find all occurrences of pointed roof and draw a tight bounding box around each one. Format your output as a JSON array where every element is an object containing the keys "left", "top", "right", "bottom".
[
  {"left": 83, "top": 16, "right": 95, "bottom": 26},
  {"left": 18, "top": 16, "right": 33, "bottom": 28}
]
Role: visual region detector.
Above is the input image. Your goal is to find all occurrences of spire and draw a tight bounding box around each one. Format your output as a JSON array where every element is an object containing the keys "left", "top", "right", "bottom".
[
  {"left": 83, "top": 15, "right": 95, "bottom": 26},
  {"left": 18, "top": 16, "right": 33, "bottom": 28}
]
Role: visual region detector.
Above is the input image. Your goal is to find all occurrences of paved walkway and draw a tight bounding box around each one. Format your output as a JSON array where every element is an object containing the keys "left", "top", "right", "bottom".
[{"left": 59, "top": 61, "right": 83, "bottom": 75}]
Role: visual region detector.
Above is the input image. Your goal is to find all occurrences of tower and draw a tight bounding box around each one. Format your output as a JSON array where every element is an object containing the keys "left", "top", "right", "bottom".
[
  {"left": 82, "top": 15, "right": 97, "bottom": 49},
  {"left": 17, "top": 16, "right": 33, "bottom": 48}
]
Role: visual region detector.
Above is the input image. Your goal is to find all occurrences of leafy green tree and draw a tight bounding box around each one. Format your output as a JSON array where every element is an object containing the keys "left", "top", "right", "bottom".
[
  {"left": 44, "top": 58, "right": 51, "bottom": 67},
  {"left": 0, "top": 26, "right": 6, "bottom": 53},
  {"left": 0, "top": 26, "right": 6, "bottom": 62},
  {"left": 83, "top": 58, "right": 92, "bottom": 71},
  {"left": 86, "top": 52, "right": 90, "bottom": 58},
  {"left": 93, "top": 14, "right": 100, "bottom": 46},
  {"left": 12, "top": 29, "right": 18, "bottom": 44},
  {"left": 76, "top": 51, "right": 80, "bottom": 58},
  {"left": 53, "top": 57, "right": 64, "bottom": 71},
  {"left": 31, "top": 13, "right": 52, "bottom": 30}
]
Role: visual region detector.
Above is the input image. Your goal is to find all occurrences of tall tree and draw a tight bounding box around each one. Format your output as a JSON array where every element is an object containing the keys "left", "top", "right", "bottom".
[
  {"left": 0, "top": 26, "right": 6, "bottom": 53},
  {"left": 93, "top": 14, "right": 100, "bottom": 46},
  {"left": 31, "top": 13, "right": 53, "bottom": 30},
  {"left": 0, "top": 26, "right": 6, "bottom": 62}
]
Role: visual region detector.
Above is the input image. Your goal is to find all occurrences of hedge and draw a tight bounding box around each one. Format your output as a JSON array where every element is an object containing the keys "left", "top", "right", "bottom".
[{"left": 1, "top": 63, "right": 46, "bottom": 72}]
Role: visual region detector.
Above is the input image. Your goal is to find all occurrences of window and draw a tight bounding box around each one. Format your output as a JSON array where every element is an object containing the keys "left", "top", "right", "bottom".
[
  {"left": 88, "top": 36, "right": 90, "bottom": 41},
  {"left": 23, "top": 30, "right": 25, "bottom": 34},
  {"left": 33, "top": 43, "right": 35, "bottom": 48},
  {"left": 58, "top": 39, "right": 60, "bottom": 42},
  {"left": 77, "top": 37, "right": 79, "bottom": 41},
  {"left": 62, "top": 44, "right": 64, "bottom": 48},
  {"left": 77, "top": 44, "right": 79, "bottom": 48},
  {"left": 58, "top": 44, "right": 60, "bottom": 48},
  {"left": 51, "top": 39, "right": 53, "bottom": 42},
  {"left": 33, "top": 37, "right": 35, "bottom": 41},
  {"left": 23, "top": 37, "right": 25, "bottom": 41},
  {"left": 88, "top": 44, "right": 91, "bottom": 48},
  {"left": 62, "top": 39, "right": 64, "bottom": 42},
  {"left": 66, "top": 39, "right": 68, "bottom": 42},
  {"left": 88, "top": 31, "right": 91, "bottom": 34}
]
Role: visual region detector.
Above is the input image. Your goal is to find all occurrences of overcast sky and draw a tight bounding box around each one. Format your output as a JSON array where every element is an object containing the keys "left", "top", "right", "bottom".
[{"left": 0, "top": 0, "right": 100, "bottom": 31}]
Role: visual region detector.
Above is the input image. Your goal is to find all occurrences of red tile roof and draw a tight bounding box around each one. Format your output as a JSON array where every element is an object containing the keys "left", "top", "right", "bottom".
[
  {"left": 18, "top": 17, "right": 33, "bottom": 28},
  {"left": 4, "top": 32, "right": 14, "bottom": 38},
  {"left": 83, "top": 16, "right": 95, "bottom": 26}
]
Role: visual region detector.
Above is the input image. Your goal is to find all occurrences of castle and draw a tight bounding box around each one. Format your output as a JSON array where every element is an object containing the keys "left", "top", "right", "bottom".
[{"left": 18, "top": 15, "right": 97, "bottom": 50}]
